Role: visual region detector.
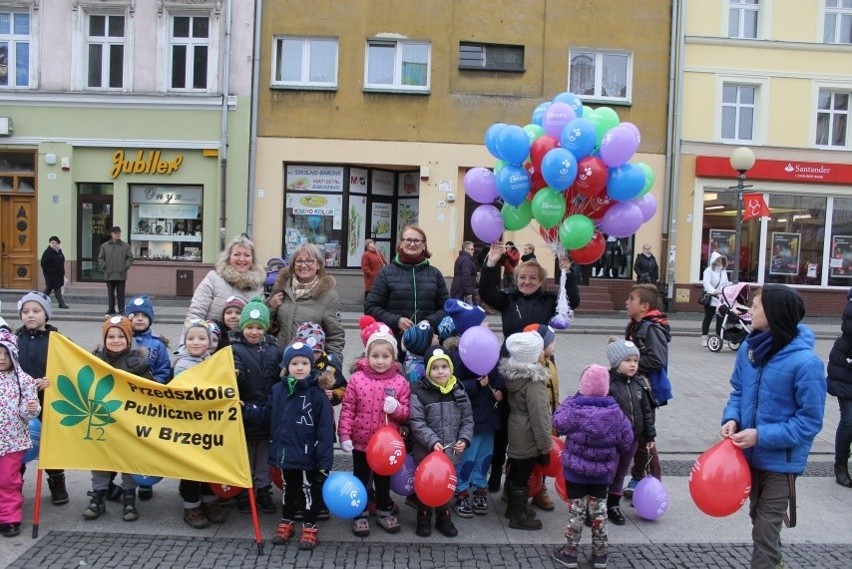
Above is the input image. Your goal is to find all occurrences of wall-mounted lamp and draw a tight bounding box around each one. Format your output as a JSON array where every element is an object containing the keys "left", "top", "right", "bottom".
[{"left": 44, "top": 153, "right": 57, "bottom": 166}]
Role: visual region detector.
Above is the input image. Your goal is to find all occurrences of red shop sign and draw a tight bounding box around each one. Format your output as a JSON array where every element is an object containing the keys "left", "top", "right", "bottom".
[{"left": 696, "top": 156, "right": 852, "bottom": 185}]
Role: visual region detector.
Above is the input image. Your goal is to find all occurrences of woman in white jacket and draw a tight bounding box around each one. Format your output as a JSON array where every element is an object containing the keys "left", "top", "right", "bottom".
[{"left": 701, "top": 251, "right": 730, "bottom": 346}]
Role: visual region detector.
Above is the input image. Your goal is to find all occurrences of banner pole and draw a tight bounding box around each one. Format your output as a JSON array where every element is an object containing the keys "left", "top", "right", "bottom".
[
  {"left": 32, "top": 468, "right": 44, "bottom": 538},
  {"left": 247, "top": 487, "right": 264, "bottom": 555}
]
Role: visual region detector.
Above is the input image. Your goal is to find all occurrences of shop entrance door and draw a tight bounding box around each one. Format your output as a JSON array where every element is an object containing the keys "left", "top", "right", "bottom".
[
  {"left": 0, "top": 195, "right": 37, "bottom": 289},
  {"left": 78, "top": 194, "right": 113, "bottom": 281}
]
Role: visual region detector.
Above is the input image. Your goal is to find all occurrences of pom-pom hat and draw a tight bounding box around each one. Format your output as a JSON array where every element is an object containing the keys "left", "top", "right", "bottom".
[
  {"left": 126, "top": 295, "right": 155, "bottom": 324},
  {"left": 402, "top": 322, "right": 433, "bottom": 356},
  {"left": 183, "top": 318, "right": 212, "bottom": 342},
  {"left": 18, "top": 291, "right": 52, "bottom": 321},
  {"left": 240, "top": 296, "right": 270, "bottom": 331},
  {"left": 580, "top": 364, "right": 610, "bottom": 397},
  {"left": 504, "top": 331, "right": 544, "bottom": 366},
  {"left": 281, "top": 341, "right": 315, "bottom": 370},
  {"left": 523, "top": 323, "right": 555, "bottom": 349},
  {"left": 424, "top": 345, "right": 454, "bottom": 375},
  {"left": 359, "top": 315, "right": 398, "bottom": 358},
  {"left": 292, "top": 321, "right": 326, "bottom": 353},
  {"left": 607, "top": 339, "right": 640, "bottom": 369},
  {"left": 102, "top": 315, "right": 133, "bottom": 345},
  {"left": 222, "top": 295, "right": 247, "bottom": 318},
  {"left": 444, "top": 299, "right": 486, "bottom": 335}
]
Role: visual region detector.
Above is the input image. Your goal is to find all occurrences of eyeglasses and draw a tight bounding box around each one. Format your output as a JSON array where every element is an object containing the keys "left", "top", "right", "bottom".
[
  {"left": 402, "top": 238, "right": 423, "bottom": 245},
  {"left": 293, "top": 259, "right": 316, "bottom": 266}
]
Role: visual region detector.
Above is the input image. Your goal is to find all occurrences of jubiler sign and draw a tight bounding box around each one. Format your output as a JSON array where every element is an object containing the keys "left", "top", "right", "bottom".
[
  {"left": 39, "top": 335, "right": 251, "bottom": 488},
  {"left": 110, "top": 149, "right": 184, "bottom": 180}
]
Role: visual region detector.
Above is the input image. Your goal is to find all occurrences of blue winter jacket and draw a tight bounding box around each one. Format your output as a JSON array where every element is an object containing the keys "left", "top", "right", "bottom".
[
  {"left": 721, "top": 325, "right": 826, "bottom": 474},
  {"left": 133, "top": 329, "right": 171, "bottom": 384}
]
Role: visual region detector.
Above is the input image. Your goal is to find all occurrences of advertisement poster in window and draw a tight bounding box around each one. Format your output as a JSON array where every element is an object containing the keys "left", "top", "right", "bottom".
[
  {"left": 375, "top": 241, "right": 392, "bottom": 264},
  {"left": 285, "top": 165, "right": 344, "bottom": 193},
  {"left": 398, "top": 171, "right": 419, "bottom": 196},
  {"left": 350, "top": 168, "right": 368, "bottom": 195},
  {"left": 347, "top": 195, "right": 367, "bottom": 267},
  {"left": 371, "top": 202, "right": 392, "bottom": 239},
  {"left": 285, "top": 193, "right": 343, "bottom": 265},
  {"left": 830, "top": 235, "right": 852, "bottom": 279},
  {"left": 372, "top": 170, "right": 395, "bottom": 196},
  {"left": 708, "top": 229, "right": 735, "bottom": 269},
  {"left": 398, "top": 199, "right": 419, "bottom": 231},
  {"left": 769, "top": 232, "right": 800, "bottom": 276}
]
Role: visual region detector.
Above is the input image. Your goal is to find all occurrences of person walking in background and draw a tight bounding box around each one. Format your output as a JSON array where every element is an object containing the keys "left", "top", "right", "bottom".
[
  {"left": 40, "top": 236, "right": 68, "bottom": 309},
  {"left": 97, "top": 227, "right": 133, "bottom": 316},
  {"left": 450, "top": 241, "right": 478, "bottom": 303},
  {"left": 701, "top": 251, "right": 730, "bottom": 347},
  {"left": 633, "top": 243, "right": 659, "bottom": 285},
  {"left": 502, "top": 241, "right": 520, "bottom": 289},
  {"left": 827, "top": 287, "right": 852, "bottom": 488},
  {"left": 521, "top": 244, "right": 537, "bottom": 263},
  {"left": 360, "top": 239, "right": 386, "bottom": 300}
]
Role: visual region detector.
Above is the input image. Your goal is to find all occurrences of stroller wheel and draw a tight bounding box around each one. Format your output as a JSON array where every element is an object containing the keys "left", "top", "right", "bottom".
[
  {"left": 707, "top": 335, "right": 723, "bottom": 352},
  {"left": 727, "top": 341, "right": 741, "bottom": 351}
]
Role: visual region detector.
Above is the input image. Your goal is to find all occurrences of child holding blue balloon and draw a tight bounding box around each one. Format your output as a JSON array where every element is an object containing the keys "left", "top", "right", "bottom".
[{"left": 0, "top": 329, "right": 40, "bottom": 538}]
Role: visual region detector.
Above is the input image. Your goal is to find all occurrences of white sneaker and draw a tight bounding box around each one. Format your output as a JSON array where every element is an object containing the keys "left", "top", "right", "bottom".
[{"left": 700, "top": 335, "right": 708, "bottom": 347}]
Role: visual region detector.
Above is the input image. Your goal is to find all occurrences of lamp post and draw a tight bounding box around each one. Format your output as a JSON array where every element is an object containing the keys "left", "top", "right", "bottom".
[{"left": 729, "top": 147, "right": 756, "bottom": 283}]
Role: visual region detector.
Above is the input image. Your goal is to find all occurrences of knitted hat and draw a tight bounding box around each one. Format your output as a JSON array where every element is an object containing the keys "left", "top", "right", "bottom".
[
  {"left": 424, "top": 345, "right": 454, "bottom": 375},
  {"left": 207, "top": 321, "right": 221, "bottom": 341},
  {"left": 281, "top": 341, "right": 315, "bottom": 370},
  {"left": 444, "top": 298, "right": 486, "bottom": 335},
  {"left": 759, "top": 284, "right": 806, "bottom": 353},
  {"left": 126, "top": 295, "right": 155, "bottom": 324},
  {"left": 240, "top": 296, "right": 270, "bottom": 330},
  {"left": 504, "top": 331, "right": 544, "bottom": 366},
  {"left": 360, "top": 316, "right": 398, "bottom": 359},
  {"left": 183, "top": 318, "right": 212, "bottom": 343},
  {"left": 222, "top": 295, "right": 247, "bottom": 318},
  {"left": 607, "top": 338, "right": 640, "bottom": 369},
  {"left": 18, "top": 291, "right": 52, "bottom": 321},
  {"left": 292, "top": 321, "right": 326, "bottom": 353},
  {"left": 359, "top": 315, "right": 382, "bottom": 346},
  {"left": 523, "top": 324, "right": 555, "bottom": 349},
  {"left": 580, "top": 364, "right": 610, "bottom": 397},
  {"left": 402, "top": 322, "right": 433, "bottom": 356},
  {"left": 0, "top": 328, "right": 20, "bottom": 365},
  {"left": 102, "top": 315, "right": 133, "bottom": 345},
  {"left": 437, "top": 316, "right": 457, "bottom": 343},
  {"left": 49, "top": 235, "right": 61, "bottom": 244}
]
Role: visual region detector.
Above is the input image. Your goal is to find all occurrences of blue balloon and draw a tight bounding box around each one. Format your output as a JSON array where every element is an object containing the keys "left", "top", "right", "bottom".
[
  {"left": 606, "top": 164, "right": 646, "bottom": 201},
  {"left": 496, "top": 165, "right": 531, "bottom": 207},
  {"left": 540, "top": 148, "right": 579, "bottom": 191},
  {"left": 484, "top": 123, "right": 507, "bottom": 159},
  {"left": 552, "top": 92, "right": 584, "bottom": 117},
  {"left": 322, "top": 471, "right": 368, "bottom": 519},
  {"left": 531, "top": 102, "right": 551, "bottom": 126},
  {"left": 496, "top": 125, "right": 532, "bottom": 165},
  {"left": 131, "top": 474, "right": 164, "bottom": 486},
  {"left": 560, "top": 118, "right": 597, "bottom": 160}
]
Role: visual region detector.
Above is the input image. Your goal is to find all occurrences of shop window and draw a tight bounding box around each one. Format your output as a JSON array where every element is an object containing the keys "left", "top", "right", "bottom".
[
  {"left": 721, "top": 84, "right": 756, "bottom": 142},
  {"left": 569, "top": 50, "right": 631, "bottom": 104},
  {"left": 824, "top": 0, "right": 852, "bottom": 44},
  {"left": 129, "top": 185, "right": 203, "bottom": 261},
  {"left": 0, "top": 10, "right": 30, "bottom": 88},
  {"left": 273, "top": 36, "right": 338, "bottom": 88},
  {"left": 728, "top": 0, "right": 759, "bottom": 39},
  {"left": 365, "top": 39, "right": 430, "bottom": 92},
  {"left": 764, "top": 194, "right": 826, "bottom": 286},
  {"left": 829, "top": 197, "right": 852, "bottom": 286},
  {"left": 284, "top": 165, "right": 345, "bottom": 267},
  {"left": 702, "top": 191, "right": 748, "bottom": 279},
  {"left": 170, "top": 15, "right": 211, "bottom": 91},
  {"left": 86, "top": 13, "right": 126, "bottom": 89}
]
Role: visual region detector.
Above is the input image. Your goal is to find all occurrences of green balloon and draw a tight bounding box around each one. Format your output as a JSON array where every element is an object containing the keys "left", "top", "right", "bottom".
[
  {"left": 494, "top": 159, "right": 508, "bottom": 174},
  {"left": 523, "top": 123, "right": 546, "bottom": 143},
  {"left": 593, "top": 106, "right": 620, "bottom": 146},
  {"left": 501, "top": 201, "right": 533, "bottom": 231},
  {"left": 559, "top": 214, "right": 595, "bottom": 250},
  {"left": 531, "top": 188, "right": 566, "bottom": 229},
  {"left": 636, "top": 162, "right": 655, "bottom": 197}
]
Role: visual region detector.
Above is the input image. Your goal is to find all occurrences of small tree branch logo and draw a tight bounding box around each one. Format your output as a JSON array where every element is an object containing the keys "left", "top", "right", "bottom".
[{"left": 51, "top": 366, "right": 122, "bottom": 441}]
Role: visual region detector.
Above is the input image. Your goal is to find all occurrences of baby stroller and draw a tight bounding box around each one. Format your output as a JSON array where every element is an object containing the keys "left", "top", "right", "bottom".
[
  {"left": 264, "top": 257, "right": 286, "bottom": 297},
  {"left": 707, "top": 283, "right": 752, "bottom": 353}
]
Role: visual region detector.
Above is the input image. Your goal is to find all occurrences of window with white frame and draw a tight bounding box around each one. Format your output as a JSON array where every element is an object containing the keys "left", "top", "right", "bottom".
[
  {"left": 365, "top": 40, "right": 430, "bottom": 91},
  {"left": 568, "top": 50, "right": 631, "bottom": 103},
  {"left": 816, "top": 90, "right": 849, "bottom": 147},
  {"left": 87, "top": 14, "right": 125, "bottom": 89},
  {"left": 0, "top": 10, "right": 30, "bottom": 88},
  {"left": 273, "top": 36, "right": 338, "bottom": 87},
  {"left": 721, "top": 84, "right": 756, "bottom": 141},
  {"left": 170, "top": 15, "right": 210, "bottom": 91},
  {"left": 824, "top": 0, "right": 852, "bottom": 44},
  {"left": 728, "top": 0, "right": 759, "bottom": 39}
]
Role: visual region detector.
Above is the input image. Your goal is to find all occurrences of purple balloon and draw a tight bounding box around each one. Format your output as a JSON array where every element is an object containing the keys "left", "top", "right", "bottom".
[
  {"left": 542, "top": 102, "right": 577, "bottom": 139},
  {"left": 389, "top": 454, "right": 417, "bottom": 496},
  {"left": 600, "top": 125, "right": 640, "bottom": 168},
  {"left": 458, "top": 326, "right": 500, "bottom": 376},
  {"left": 471, "top": 204, "right": 504, "bottom": 243},
  {"left": 620, "top": 121, "right": 642, "bottom": 144},
  {"left": 633, "top": 476, "right": 669, "bottom": 521},
  {"left": 599, "top": 201, "right": 644, "bottom": 238},
  {"left": 464, "top": 167, "right": 498, "bottom": 204},
  {"left": 632, "top": 193, "right": 658, "bottom": 222}
]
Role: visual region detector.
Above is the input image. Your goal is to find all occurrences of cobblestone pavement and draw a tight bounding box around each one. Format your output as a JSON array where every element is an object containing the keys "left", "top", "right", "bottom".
[{"left": 7, "top": 531, "right": 851, "bottom": 569}]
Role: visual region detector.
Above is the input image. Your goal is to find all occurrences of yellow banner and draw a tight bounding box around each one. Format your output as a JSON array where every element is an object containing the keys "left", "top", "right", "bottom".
[{"left": 40, "top": 334, "right": 251, "bottom": 488}]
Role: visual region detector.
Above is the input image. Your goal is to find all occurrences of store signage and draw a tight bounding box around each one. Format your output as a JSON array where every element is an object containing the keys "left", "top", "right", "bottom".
[
  {"left": 286, "top": 165, "right": 344, "bottom": 193},
  {"left": 696, "top": 156, "right": 852, "bottom": 185},
  {"left": 110, "top": 150, "right": 184, "bottom": 179}
]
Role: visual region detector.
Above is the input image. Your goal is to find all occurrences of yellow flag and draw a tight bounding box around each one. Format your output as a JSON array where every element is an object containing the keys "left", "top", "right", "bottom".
[{"left": 40, "top": 334, "right": 252, "bottom": 488}]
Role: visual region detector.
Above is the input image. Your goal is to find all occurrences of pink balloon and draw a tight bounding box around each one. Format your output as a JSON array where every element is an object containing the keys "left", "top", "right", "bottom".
[
  {"left": 464, "top": 167, "right": 498, "bottom": 204},
  {"left": 458, "top": 326, "right": 500, "bottom": 376},
  {"left": 599, "top": 201, "right": 643, "bottom": 238},
  {"left": 632, "top": 193, "right": 658, "bottom": 222},
  {"left": 600, "top": 125, "right": 639, "bottom": 168},
  {"left": 542, "top": 102, "right": 577, "bottom": 139},
  {"left": 471, "top": 204, "right": 504, "bottom": 243}
]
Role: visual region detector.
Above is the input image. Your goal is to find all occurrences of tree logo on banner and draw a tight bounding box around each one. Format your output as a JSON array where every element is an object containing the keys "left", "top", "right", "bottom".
[{"left": 51, "top": 366, "right": 121, "bottom": 441}]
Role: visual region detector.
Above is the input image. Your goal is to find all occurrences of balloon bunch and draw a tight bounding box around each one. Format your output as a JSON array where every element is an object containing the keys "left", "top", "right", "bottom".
[{"left": 465, "top": 92, "right": 657, "bottom": 268}]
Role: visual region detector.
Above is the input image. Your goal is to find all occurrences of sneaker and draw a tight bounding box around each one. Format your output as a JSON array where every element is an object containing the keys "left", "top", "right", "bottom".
[
  {"left": 299, "top": 523, "right": 318, "bottom": 550},
  {"left": 106, "top": 481, "right": 123, "bottom": 502},
  {"left": 592, "top": 552, "right": 608, "bottom": 568},
  {"left": 237, "top": 491, "right": 251, "bottom": 514},
  {"left": 202, "top": 501, "right": 227, "bottom": 524},
  {"left": 552, "top": 545, "right": 578, "bottom": 568},
  {"left": 272, "top": 520, "right": 295, "bottom": 545},
  {"left": 472, "top": 489, "right": 488, "bottom": 515},
  {"left": 183, "top": 507, "right": 210, "bottom": 529},
  {"left": 623, "top": 478, "right": 639, "bottom": 499},
  {"left": 454, "top": 492, "right": 473, "bottom": 518},
  {"left": 137, "top": 486, "right": 153, "bottom": 501},
  {"left": 293, "top": 509, "right": 304, "bottom": 520},
  {"left": 375, "top": 511, "right": 401, "bottom": 534},
  {"left": 0, "top": 523, "right": 21, "bottom": 538},
  {"left": 256, "top": 487, "right": 277, "bottom": 514},
  {"left": 351, "top": 516, "right": 370, "bottom": 537}
]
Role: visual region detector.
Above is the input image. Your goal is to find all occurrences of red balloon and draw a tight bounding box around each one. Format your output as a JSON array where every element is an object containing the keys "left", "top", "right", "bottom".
[
  {"left": 581, "top": 195, "right": 614, "bottom": 221},
  {"left": 366, "top": 426, "right": 407, "bottom": 476},
  {"left": 543, "top": 436, "right": 565, "bottom": 478},
  {"left": 528, "top": 464, "right": 543, "bottom": 497},
  {"left": 269, "top": 466, "right": 283, "bottom": 490},
  {"left": 208, "top": 482, "right": 242, "bottom": 500},
  {"left": 570, "top": 231, "right": 606, "bottom": 265},
  {"left": 538, "top": 225, "right": 558, "bottom": 243},
  {"left": 525, "top": 161, "right": 548, "bottom": 193},
  {"left": 689, "top": 438, "right": 752, "bottom": 517},
  {"left": 573, "top": 157, "right": 608, "bottom": 198},
  {"left": 530, "top": 135, "right": 560, "bottom": 167},
  {"left": 554, "top": 470, "right": 568, "bottom": 503},
  {"left": 414, "top": 450, "right": 458, "bottom": 507}
]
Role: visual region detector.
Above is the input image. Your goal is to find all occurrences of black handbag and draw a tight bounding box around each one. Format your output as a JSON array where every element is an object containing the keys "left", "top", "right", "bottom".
[{"left": 698, "top": 291, "right": 713, "bottom": 306}]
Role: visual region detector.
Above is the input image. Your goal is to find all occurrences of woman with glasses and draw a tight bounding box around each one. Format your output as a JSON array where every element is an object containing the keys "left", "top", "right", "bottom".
[
  {"left": 267, "top": 243, "right": 344, "bottom": 359},
  {"left": 365, "top": 226, "right": 449, "bottom": 343},
  {"left": 186, "top": 234, "right": 265, "bottom": 324}
]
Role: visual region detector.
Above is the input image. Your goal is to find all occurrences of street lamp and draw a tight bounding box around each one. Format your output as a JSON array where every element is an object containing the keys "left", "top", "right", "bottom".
[{"left": 729, "top": 147, "right": 756, "bottom": 283}]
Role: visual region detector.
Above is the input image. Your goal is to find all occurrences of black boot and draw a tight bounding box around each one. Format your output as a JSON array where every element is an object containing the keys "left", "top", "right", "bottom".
[
  {"left": 435, "top": 509, "right": 458, "bottom": 537},
  {"left": 606, "top": 494, "right": 625, "bottom": 525},
  {"left": 415, "top": 508, "right": 432, "bottom": 537},
  {"left": 835, "top": 462, "right": 852, "bottom": 488},
  {"left": 56, "top": 290, "right": 69, "bottom": 309},
  {"left": 507, "top": 484, "right": 542, "bottom": 530},
  {"left": 83, "top": 490, "right": 106, "bottom": 519},
  {"left": 47, "top": 472, "right": 69, "bottom": 505},
  {"left": 122, "top": 490, "right": 139, "bottom": 521}
]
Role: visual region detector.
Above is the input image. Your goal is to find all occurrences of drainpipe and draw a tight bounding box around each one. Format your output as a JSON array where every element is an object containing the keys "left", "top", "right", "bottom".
[
  {"left": 219, "top": 0, "right": 234, "bottom": 251},
  {"left": 245, "top": 0, "right": 263, "bottom": 239}
]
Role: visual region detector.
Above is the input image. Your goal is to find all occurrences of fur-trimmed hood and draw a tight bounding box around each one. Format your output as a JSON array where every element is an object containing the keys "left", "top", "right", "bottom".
[
  {"left": 271, "top": 268, "right": 337, "bottom": 301},
  {"left": 215, "top": 261, "right": 266, "bottom": 293},
  {"left": 499, "top": 357, "right": 550, "bottom": 393}
]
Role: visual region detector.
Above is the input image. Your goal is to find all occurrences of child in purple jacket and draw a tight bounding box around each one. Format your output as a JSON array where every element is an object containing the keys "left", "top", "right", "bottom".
[{"left": 551, "top": 364, "right": 633, "bottom": 569}]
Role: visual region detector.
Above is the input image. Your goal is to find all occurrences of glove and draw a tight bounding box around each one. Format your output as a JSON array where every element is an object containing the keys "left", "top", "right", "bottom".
[
  {"left": 340, "top": 440, "right": 354, "bottom": 453},
  {"left": 538, "top": 452, "right": 551, "bottom": 467},
  {"left": 383, "top": 396, "right": 399, "bottom": 414}
]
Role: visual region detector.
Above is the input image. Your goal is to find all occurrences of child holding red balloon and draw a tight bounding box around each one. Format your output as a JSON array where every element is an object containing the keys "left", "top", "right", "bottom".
[
  {"left": 338, "top": 318, "right": 410, "bottom": 536},
  {"left": 0, "top": 330, "right": 40, "bottom": 538},
  {"left": 409, "top": 346, "right": 474, "bottom": 537},
  {"left": 552, "top": 364, "right": 634, "bottom": 569}
]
